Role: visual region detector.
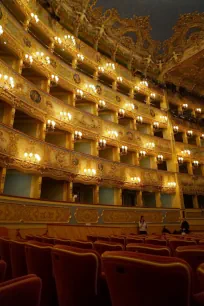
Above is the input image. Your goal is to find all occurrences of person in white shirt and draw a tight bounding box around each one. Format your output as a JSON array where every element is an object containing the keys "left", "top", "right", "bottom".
[{"left": 139, "top": 216, "right": 147, "bottom": 235}]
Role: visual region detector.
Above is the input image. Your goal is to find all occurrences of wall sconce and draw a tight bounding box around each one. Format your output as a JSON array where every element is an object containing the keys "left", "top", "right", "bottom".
[
  {"left": 117, "top": 76, "right": 123, "bottom": 82},
  {"left": 54, "top": 36, "right": 62, "bottom": 44},
  {"left": 76, "top": 89, "right": 84, "bottom": 98},
  {"left": 150, "top": 93, "right": 156, "bottom": 99},
  {"left": 77, "top": 53, "right": 84, "bottom": 61},
  {"left": 98, "top": 66, "right": 105, "bottom": 73},
  {"left": 182, "top": 150, "right": 191, "bottom": 156},
  {"left": 84, "top": 168, "right": 96, "bottom": 176},
  {"left": 195, "top": 108, "right": 202, "bottom": 114},
  {"left": 131, "top": 177, "right": 141, "bottom": 184},
  {"left": 178, "top": 157, "right": 184, "bottom": 164},
  {"left": 139, "top": 150, "right": 146, "bottom": 158},
  {"left": 46, "top": 120, "right": 55, "bottom": 131},
  {"left": 106, "top": 63, "right": 115, "bottom": 70},
  {"left": 85, "top": 84, "right": 97, "bottom": 93},
  {"left": 74, "top": 131, "right": 82, "bottom": 140},
  {"left": 182, "top": 103, "right": 188, "bottom": 110},
  {"left": 187, "top": 130, "right": 193, "bottom": 138},
  {"left": 160, "top": 115, "right": 168, "bottom": 122},
  {"left": 125, "top": 103, "right": 135, "bottom": 111},
  {"left": 135, "top": 86, "right": 140, "bottom": 91},
  {"left": 99, "top": 100, "right": 106, "bottom": 109},
  {"left": 136, "top": 116, "right": 143, "bottom": 124},
  {"left": 192, "top": 160, "right": 199, "bottom": 167},
  {"left": 64, "top": 34, "right": 76, "bottom": 46},
  {"left": 173, "top": 126, "right": 179, "bottom": 133},
  {"left": 50, "top": 74, "right": 59, "bottom": 86},
  {"left": 98, "top": 139, "right": 106, "bottom": 149},
  {"left": 145, "top": 142, "right": 155, "bottom": 149},
  {"left": 60, "top": 112, "right": 72, "bottom": 121},
  {"left": 157, "top": 154, "right": 164, "bottom": 163},
  {"left": 168, "top": 182, "right": 176, "bottom": 188},
  {"left": 201, "top": 134, "right": 204, "bottom": 140},
  {"left": 108, "top": 130, "right": 118, "bottom": 138},
  {"left": 24, "top": 152, "right": 41, "bottom": 163},
  {"left": 35, "top": 52, "right": 50, "bottom": 65},
  {"left": 120, "top": 146, "right": 128, "bottom": 155},
  {"left": 0, "top": 74, "right": 15, "bottom": 89},
  {"left": 153, "top": 121, "right": 159, "bottom": 129},
  {"left": 140, "top": 80, "right": 148, "bottom": 87},
  {"left": 0, "top": 25, "right": 3, "bottom": 36},
  {"left": 24, "top": 54, "right": 33, "bottom": 68},
  {"left": 30, "top": 13, "right": 39, "bottom": 23},
  {"left": 118, "top": 109, "right": 125, "bottom": 118}
]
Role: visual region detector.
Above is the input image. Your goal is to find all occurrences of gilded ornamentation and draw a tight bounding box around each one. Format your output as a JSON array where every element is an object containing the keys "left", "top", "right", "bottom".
[
  {"left": 0, "top": 7, "right": 2, "bottom": 19},
  {"left": 116, "top": 96, "right": 121, "bottom": 102},
  {"left": 165, "top": 211, "right": 181, "bottom": 223},
  {"left": 96, "top": 84, "right": 102, "bottom": 95},
  {"left": 73, "top": 73, "right": 81, "bottom": 84},
  {"left": 150, "top": 109, "right": 155, "bottom": 117},
  {"left": 30, "top": 90, "right": 41, "bottom": 103},
  {"left": 98, "top": 163, "right": 103, "bottom": 171},
  {"left": 72, "top": 158, "right": 79, "bottom": 166},
  {"left": 23, "top": 37, "right": 31, "bottom": 48},
  {"left": 74, "top": 208, "right": 99, "bottom": 224}
]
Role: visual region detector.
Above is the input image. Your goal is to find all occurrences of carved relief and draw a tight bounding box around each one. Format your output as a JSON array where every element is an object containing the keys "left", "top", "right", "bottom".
[
  {"left": 74, "top": 208, "right": 99, "bottom": 224},
  {"left": 30, "top": 90, "right": 41, "bottom": 103}
]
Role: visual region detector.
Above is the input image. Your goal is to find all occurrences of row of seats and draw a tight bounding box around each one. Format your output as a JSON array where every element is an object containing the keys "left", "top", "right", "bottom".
[{"left": 1, "top": 237, "right": 204, "bottom": 306}]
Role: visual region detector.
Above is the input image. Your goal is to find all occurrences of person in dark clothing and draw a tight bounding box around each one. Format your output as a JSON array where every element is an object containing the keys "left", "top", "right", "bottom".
[
  {"left": 181, "top": 219, "right": 190, "bottom": 234},
  {"left": 162, "top": 226, "right": 171, "bottom": 234}
]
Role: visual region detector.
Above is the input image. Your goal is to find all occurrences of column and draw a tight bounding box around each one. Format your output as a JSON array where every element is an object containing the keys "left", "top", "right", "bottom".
[
  {"left": 93, "top": 185, "right": 99, "bottom": 204},
  {"left": 187, "top": 162, "right": 193, "bottom": 175},
  {"left": 156, "top": 192, "right": 162, "bottom": 208},
  {"left": 93, "top": 70, "right": 98, "bottom": 81},
  {"left": 136, "top": 191, "right": 143, "bottom": 207},
  {"left": 112, "top": 80, "right": 117, "bottom": 91},
  {"left": 0, "top": 168, "right": 6, "bottom": 194},
  {"left": 72, "top": 58, "right": 78, "bottom": 69},
  {"left": 193, "top": 195, "right": 199, "bottom": 209},
  {"left": 3, "top": 106, "right": 15, "bottom": 126},
  {"left": 129, "top": 88, "right": 134, "bottom": 99},
  {"left": 30, "top": 176, "right": 42, "bottom": 199},
  {"left": 115, "top": 188, "right": 122, "bottom": 206},
  {"left": 36, "top": 122, "right": 46, "bottom": 141}
]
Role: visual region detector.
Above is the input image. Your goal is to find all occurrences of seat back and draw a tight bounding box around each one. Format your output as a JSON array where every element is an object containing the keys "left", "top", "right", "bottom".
[
  {"left": 0, "top": 260, "right": 6, "bottom": 283},
  {"left": 169, "top": 239, "right": 196, "bottom": 255},
  {"left": 96, "top": 236, "right": 110, "bottom": 242},
  {"left": 126, "top": 237, "right": 144, "bottom": 245},
  {"left": 52, "top": 248, "right": 99, "bottom": 306},
  {"left": 0, "top": 275, "right": 42, "bottom": 306},
  {"left": 0, "top": 238, "right": 12, "bottom": 280},
  {"left": 25, "top": 244, "right": 57, "bottom": 306},
  {"left": 70, "top": 240, "right": 93, "bottom": 249},
  {"left": 93, "top": 241, "right": 124, "bottom": 256},
  {"left": 102, "top": 251, "right": 191, "bottom": 306},
  {"left": 110, "top": 237, "right": 125, "bottom": 247},
  {"left": 87, "top": 235, "right": 97, "bottom": 242},
  {"left": 176, "top": 245, "right": 204, "bottom": 293},
  {"left": 145, "top": 238, "right": 167, "bottom": 246},
  {"left": 9, "top": 240, "right": 27, "bottom": 278},
  {"left": 126, "top": 243, "right": 171, "bottom": 256},
  {"left": 197, "top": 263, "right": 204, "bottom": 292},
  {"left": 42, "top": 237, "right": 55, "bottom": 244},
  {"left": 54, "top": 238, "right": 70, "bottom": 246}
]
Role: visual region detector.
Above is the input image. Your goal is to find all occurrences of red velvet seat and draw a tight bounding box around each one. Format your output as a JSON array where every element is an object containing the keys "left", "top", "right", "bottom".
[
  {"left": 176, "top": 245, "right": 204, "bottom": 293},
  {"left": 126, "top": 237, "right": 144, "bottom": 244},
  {"left": 9, "top": 240, "right": 27, "bottom": 278},
  {"left": 54, "top": 238, "right": 70, "bottom": 246},
  {"left": 0, "top": 261, "right": 6, "bottom": 283},
  {"left": 199, "top": 240, "right": 204, "bottom": 245},
  {"left": 126, "top": 243, "right": 171, "bottom": 256},
  {"left": 25, "top": 244, "right": 57, "bottom": 306},
  {"left": 52, "top": 247, "right": 102, "bottom": 306},
  {"left": 87, "top": 235, "right": 98, "bottom": 243},
  {"left": 25, "top": 234, "right": 34, "bottom": 240},
  {"left": 145, "top": 238, "right": 167, "bottom": 246},
  {"left": 102, "top": 251, "right": 192, "bottom": 306},
  {"left": 70, "top": 240, "right": 93, "bottom": 249},
  {"left": 0, "top": 238, "right": 12, "bottom": 280},
  {"left": 169, "top": 239, "right": 196, "bottom": 256},
  {"left": 197, "top": 263, "right": 204, "bottom": 293},
  {"left": 42, "top": 237, "right": 55, "bottom": 244},
  {"left": 110, "top": 237, "right": 125, "bottom": 247},
  {"left": 93, "top": 241, "right": 124, "bottom": 256},
  {"left": 96, "top": 236, "right": 110, "bottom": 242},
  {"left": 0, "top": 274, "right": 42, "bottom": 306}
]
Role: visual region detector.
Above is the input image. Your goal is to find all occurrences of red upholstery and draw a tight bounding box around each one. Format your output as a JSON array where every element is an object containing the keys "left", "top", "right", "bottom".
[
  {"left": 87, "top": 235, "right": 98, "bottom": 243},
  {"left": 102, "top": 251, "right": 192, "bottom": 306},
  {"left": 96, "top": 236, "right": 110, "bottom": 242},
  {"left": 0, "top": 238, "right": 12, "bottom": 280},
  {"left": 70, "top": 240, "right": 93, "bottom": 249},
  {"left": 197, "top": 263, "right": 204, "bottom": 293},
  {"left": 25, "top": 234, "right": 34, "bottom": 240},
  {"left": 27, "top": 241, "right": 53, "bottom": 247},
  {"left": 0, "top": 261, "right": 6, "bottom": 283},
  {"left": 93, "top": 241, "right": 124, "bottom": 255},
  {"left": 110, "top": 237, "right": 125, "bottom": 247},
  {"left": 42, "top": 237, "right": 55, "bottom": 244},
  {"left": 54, "top": 238, "right": 70, "bottom": 246},
  {"left": 0, "top": 274, "right": 42, "bottom": 306},
  {"left": 9, "top": 240, "right": 27, "bottom": 278},
  {"left": 25, "top": 244, "right": 57, "bottom": 306},
  {"left": 34, "top": 236, "right": 44, "bottom": 242},
  {"left": 169, "top": 239, "right": 196, "bottom": 255},
  {"left": 126, "top": 237, "right": 144, "bottom": 244},
  {"left": 52, "top": 247, "right": 100, "bottom": 306},
  {"left": 199, "top": 240, "right": 204, "bottom": 245},
  {"left": 176, "top": 245, "right": 204, "bottom": 293},
  {"left": 126, "top": 243, "right": 171, "bottom": 256},
  {"left": 145, "top": 238, "right": 167, "bottom": 246}
]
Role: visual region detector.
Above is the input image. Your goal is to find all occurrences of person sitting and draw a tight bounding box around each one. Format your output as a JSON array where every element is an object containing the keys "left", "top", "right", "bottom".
[
  {"left": 181, "top": 218, "right": 190, "bottom": 234},
  {"left": 162, "top": 226, "right": 171, "bottom": 234},
  {"left": 139, "top": 216, "right": 147, "bottom": 235}
]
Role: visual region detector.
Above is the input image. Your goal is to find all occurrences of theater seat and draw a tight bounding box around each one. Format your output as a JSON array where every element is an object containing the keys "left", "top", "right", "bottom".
[
  {"left": 9, "top": 240, "right": 27, "bottom": 278},
  {"left": 0, "top": 274, "right": 42, "bottom": 306},
  {"left": 0, "top": 261, "right": 6, "bottom": 283},
  {"left": 110, "top": 237, "right": 125, "bottom": 247},
  {"left": 145, "top": 238, "right": 167, "bottom": 246},
  {"left": 93, "top": 241, "right": 124, "bottom": 256},
  {"left": 102, "top": 251, "right": 192, "bottom": 306},
  {"left": 176, "top": 245, "right": 204, "bottom": 293},
  {"left": 169, "top": 239, "right": 196, "bottom": 256},
  {"left": 52, "top": 247, "right": 101, "bottom": 306},
  {"left": 126, "top": 243, "right": 171, "bottom": 256},
  {"left": 54, "top": 238, "right": 70, "bottom": 246},
  {"left": 70, "top": 240, "right": 93, "bottom": 249},
  {"left": 42, "top": 237, "right": 55, "bottom": 244},
  {"left": 126, "top": 237, "right": 144, "bottom": 245},
  {"left": 197, "top": 263, "right": 204, "bottom": 293},
  {"left": 0, "top": 238, "right": 12, "bottom": 280},
  {"left": 25, "top": 244, "right": 57, "bottom": 306}
]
